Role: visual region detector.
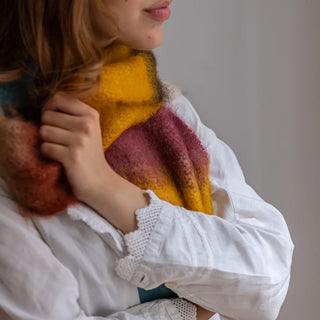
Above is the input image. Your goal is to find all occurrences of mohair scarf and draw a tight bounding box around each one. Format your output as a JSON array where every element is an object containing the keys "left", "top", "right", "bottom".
[{"left": 0, "top": 43, "right": 213, "bottom": 218}]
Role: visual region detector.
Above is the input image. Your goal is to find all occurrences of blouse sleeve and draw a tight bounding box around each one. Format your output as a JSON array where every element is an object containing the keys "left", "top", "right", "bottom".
[
  {"left": 0, "top": 195, "right": 196, "bottom": 320},
  {"left": 114, "top": 95, "right": 295, "bottom": 320}
]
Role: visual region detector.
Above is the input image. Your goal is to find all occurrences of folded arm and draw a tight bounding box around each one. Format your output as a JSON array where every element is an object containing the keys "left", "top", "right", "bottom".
[{"left": 114, "top": 95, "right": 294, "bottom": 320}]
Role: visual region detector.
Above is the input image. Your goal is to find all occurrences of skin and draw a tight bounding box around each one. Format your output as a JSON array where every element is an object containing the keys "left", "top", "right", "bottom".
[
  {"left": 40, "top": 1, "right": 215, "bottom": 319},
  {"left": 93, "top": 0, "right": 166, "bottom": 50}
]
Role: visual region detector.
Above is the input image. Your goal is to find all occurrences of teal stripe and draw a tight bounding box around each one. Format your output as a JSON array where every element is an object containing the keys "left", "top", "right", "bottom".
[
  {"left": 0, "top": 71, "right": 35, "bottom": 111},
  {"left": 138, "top": 284, "right": 178, "bottom": 303}
]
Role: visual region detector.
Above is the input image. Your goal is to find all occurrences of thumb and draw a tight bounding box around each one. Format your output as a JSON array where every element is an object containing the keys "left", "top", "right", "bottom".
[{"left": 42, "top": 92, "right": 67, "bottom": 114}]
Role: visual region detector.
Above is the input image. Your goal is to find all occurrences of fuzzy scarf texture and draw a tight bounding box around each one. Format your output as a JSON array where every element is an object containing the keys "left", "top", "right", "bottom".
[
  {"left": 0, "top": 43, "right": 215, "bottom": 304},
  {"left": 0, "top": 43, "right": 214, "bottom": 218}
]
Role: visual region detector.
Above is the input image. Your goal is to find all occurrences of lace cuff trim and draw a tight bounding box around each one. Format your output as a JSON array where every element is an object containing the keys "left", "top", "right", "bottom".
[
  {"left": 115, "top": 189, "right": 163, "bottom": 283},
  {"left": 171, "top": 298, "right": 197, "bottom": 320}
]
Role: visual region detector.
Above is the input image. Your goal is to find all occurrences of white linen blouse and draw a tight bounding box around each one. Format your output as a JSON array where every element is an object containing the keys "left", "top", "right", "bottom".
[{"left": 0, "top": 93, "right": 294, "bottom": 320}]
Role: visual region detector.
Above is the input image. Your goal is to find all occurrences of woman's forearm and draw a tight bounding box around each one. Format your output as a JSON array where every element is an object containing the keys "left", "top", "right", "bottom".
[
  {"left": 83, "top": 168, "right": 150, "bottom": 234},
  {"left": 85, "top": 170, "right": 217, "bottom": 319},
  {"left": 196, "top": 305, "right": 216, "bottom": 320}
]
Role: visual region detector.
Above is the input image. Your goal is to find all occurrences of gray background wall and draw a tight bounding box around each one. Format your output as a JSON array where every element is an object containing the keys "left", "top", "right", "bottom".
[{"left": 155, "top": 1, "right": 320, "bottom": 319}]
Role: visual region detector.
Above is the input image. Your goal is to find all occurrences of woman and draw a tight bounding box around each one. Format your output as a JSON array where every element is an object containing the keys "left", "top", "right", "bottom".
[{"left": 0, "top": 1, "right": 294, "bottom": 319}]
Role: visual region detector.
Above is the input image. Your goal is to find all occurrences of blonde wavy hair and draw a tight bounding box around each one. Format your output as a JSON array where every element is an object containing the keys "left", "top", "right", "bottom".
[{"left": 0, "top": 0, "right": 117, "bottom": 120}]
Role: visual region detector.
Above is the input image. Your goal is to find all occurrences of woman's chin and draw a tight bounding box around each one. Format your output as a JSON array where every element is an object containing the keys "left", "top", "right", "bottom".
[{"left": 118, "top": 31, "right": 164, "bottom": 51}]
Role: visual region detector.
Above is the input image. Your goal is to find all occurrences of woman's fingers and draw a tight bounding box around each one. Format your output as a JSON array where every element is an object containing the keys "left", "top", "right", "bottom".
[
  {"left": 39, "top": 125, "right": 74, "bottom": 146},
  {"left": 40, "top": 142, "right": 68, "bottom": 163},
  {"left": 41, "top": 110, "right": 74, "bottom": 131},
  {"left": 43, "top": 92, "right": 90, "bottom": 116},
  {"left": 41, "top": 109, "right": 93, "bottom": 133},
  {"left": 41, "top": 92, "right": 100, "bottom": 133},
  {"left": 40, "top": 128, "right": 89, "bottom": 167},
  {"left": 42, "top": 92, "right": 87, "bottom": 116},
  {"left": 38, "top": 91, "right": 110, "bottom": 203}
]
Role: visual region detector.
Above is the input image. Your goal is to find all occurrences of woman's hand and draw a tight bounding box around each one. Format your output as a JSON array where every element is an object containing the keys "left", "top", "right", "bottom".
[
  {"left": 40, "top": 92, "right": 115, "bottom": 203},
  {"left": 40, "top": 92, "right": 148, "bottom": 234}
]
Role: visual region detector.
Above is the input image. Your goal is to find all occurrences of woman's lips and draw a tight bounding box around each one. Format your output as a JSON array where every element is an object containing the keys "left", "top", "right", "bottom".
[{"left": 144, "top": 6, "right": 171, "bottom": 21}]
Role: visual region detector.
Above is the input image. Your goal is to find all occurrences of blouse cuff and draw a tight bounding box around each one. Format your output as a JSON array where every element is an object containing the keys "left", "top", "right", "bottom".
[
  {"left": 115, "top": 189, "right": 163, "bottom": 283},
  {"left": 171, "top": 298, "right": 197, "bottom": 320}
]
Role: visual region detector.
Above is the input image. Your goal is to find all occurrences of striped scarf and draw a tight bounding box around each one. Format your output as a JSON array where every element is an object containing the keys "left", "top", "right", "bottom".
[{"left": 0, "top": 43, "right": 213, "bottom": 218}]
